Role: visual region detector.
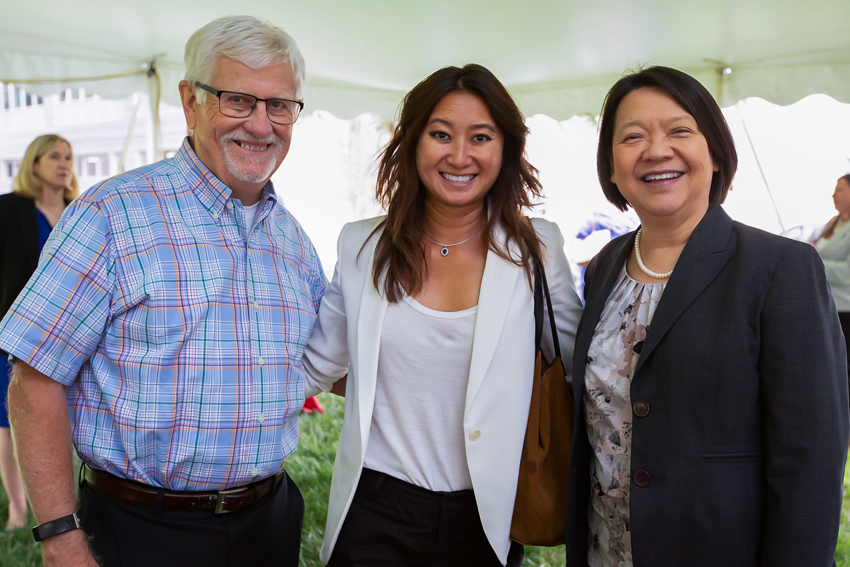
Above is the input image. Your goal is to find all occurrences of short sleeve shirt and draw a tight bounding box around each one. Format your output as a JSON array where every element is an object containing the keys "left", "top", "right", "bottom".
[{"left": 0, "top": 138, "right": 326, "bottom": 490}]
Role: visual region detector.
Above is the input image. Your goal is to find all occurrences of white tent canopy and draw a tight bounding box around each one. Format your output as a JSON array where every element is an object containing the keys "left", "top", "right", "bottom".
[{"left": 2, "top": 0, "right": 849, "bottom": 121}]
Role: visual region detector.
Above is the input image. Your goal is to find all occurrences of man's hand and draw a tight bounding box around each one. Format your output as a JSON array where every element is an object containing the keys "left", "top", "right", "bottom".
[
  {"left": 330, "top": 375, "right": 347, "bottom": 397},
  {"left": 8, "top": 361, "right": 98, "bottom": 566}
]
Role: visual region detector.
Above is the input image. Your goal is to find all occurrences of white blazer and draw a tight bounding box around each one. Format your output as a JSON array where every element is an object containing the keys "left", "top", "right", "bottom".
[{"left": 303, "top": 216, "right": 583, "bottom": 565}]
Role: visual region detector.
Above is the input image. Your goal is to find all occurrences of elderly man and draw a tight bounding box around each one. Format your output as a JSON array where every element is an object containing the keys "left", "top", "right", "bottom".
[{"left": 0, "top": 16, "right": 323, "bottom": 567}]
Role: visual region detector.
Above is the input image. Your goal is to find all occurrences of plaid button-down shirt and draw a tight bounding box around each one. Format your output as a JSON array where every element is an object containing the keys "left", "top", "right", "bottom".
[{"left": 0, "top": 138, "right": 326, "bottom": 490}]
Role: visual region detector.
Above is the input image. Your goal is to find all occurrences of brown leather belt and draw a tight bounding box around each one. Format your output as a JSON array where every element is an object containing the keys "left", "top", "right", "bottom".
[{"left": 82, "top": 464, "right": 285, "bottom": 514}]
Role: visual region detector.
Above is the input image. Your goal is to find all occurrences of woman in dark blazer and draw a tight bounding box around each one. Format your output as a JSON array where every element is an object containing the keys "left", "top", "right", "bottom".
[
  {"left": 566, "top": 67, "right": 849, "bottom": 566},
  {"left": 0, "top": 134, "right": 77, "bottom": 529}
]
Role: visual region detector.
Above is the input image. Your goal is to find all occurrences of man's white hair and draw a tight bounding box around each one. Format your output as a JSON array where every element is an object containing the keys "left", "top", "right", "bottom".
[{"left": 184, "top": 15, "right": 305, "bottom": 104}]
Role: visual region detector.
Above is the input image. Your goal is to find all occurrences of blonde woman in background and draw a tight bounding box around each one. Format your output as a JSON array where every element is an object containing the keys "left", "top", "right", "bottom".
[{"left": 0, "top": 134, "right": 78, "bottom": 529}]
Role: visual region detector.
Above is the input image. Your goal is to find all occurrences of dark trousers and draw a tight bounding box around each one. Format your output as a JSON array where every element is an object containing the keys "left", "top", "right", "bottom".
[
  {"left": 840, "top": 312, "right": 850, "bottom": 403},
  {"left": 838, "top": 312, "right": 850, "bottom": 360},
  {"left": 328, "top": 468, "right": 524, "bottom": 567},
  {"left": 78, "top": 470, "right": 304, "bottom": 567}
]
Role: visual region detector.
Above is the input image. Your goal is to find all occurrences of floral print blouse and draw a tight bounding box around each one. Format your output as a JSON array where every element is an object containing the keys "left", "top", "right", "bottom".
[{"left": 584, "top": 265, "right": 666, "bottom": 567}]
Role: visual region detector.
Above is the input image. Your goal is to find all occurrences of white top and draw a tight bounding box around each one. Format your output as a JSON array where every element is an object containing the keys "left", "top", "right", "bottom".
[
  {"left": 815, "top": 217, "right": 850, "bottom": 311},
  {"left": 242, "top": 201, "right": 261, "bottom": 228},
  {"left": 302, "top": 217, "right": 584, "bottom": 565},
  {"left": 584, "top": 266, "right": 666, "bottom": 567},
  {"left": 363, "top": 295, "right": 476, "bottom": 492}
]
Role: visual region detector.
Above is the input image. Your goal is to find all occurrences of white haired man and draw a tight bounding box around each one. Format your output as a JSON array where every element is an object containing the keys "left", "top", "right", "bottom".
[{"left": 0, "top": 16, "right": 323, "bottom": 567}]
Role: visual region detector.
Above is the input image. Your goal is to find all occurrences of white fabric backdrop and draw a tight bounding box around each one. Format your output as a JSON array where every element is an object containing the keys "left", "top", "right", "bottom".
[{"left": 1, "top": 0, "right": 849, "bottom": 120}]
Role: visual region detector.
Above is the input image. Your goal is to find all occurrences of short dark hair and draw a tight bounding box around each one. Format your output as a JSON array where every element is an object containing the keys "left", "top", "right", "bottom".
[
  {"left": 371, "top": 64, "right": 543, "bottom": 302},
  {"left": 596, "top": 66, "right": 738, "bottom": 211}
]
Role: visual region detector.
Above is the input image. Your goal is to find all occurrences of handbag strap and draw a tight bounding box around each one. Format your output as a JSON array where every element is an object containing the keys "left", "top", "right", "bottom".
[{"left": 533, "top": 257, "right": 562, "bottom": 361}]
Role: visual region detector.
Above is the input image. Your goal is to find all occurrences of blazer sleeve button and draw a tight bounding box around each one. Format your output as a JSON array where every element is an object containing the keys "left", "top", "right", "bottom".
[
  {"left": 633, "top": 469, "right": 650, "bottom": 487},
  {"left": 633, "top": 400, "right": 650, "bottom": 417}
]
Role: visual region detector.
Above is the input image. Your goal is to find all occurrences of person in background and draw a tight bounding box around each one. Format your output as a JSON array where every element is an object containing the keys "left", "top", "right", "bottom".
[
  {"left": 567, "top": 66, "right": 848, "bottom": 566},
  {"left": 572, "top": 210, "right": 639, "bottom": 300},
  {"left": 814, "top": 173, "right": 850, "bottom": 379},
  {"left": 303, "top": 64, "right": 583, "bottom": 566},
  {"left": 0, "top": 16, "right": 323, "bottom": 567},
  {"left": 0, "top": 134, "right": 77, "bottom": 530}
]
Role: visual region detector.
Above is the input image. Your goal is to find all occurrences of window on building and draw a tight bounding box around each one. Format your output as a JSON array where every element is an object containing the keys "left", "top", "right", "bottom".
[{"left": 77, "top": 155, "right": 109, "bottom": 177}]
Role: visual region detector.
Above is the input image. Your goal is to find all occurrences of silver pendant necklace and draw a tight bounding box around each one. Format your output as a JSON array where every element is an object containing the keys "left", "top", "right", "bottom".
[
  {"left": 424, "top": 224, "right": 485, "bottom": 257},
  {"left": 634, "top": 228, "right": 673, "bottom": 279}
]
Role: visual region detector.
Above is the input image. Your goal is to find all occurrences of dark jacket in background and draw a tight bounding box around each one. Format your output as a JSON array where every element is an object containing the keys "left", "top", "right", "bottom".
[
  {"left": 566, "top": 205, "right": 849, "bottom": 566},
  {"left": 0, "top": 193, "right": 40, "bottom": 321}
]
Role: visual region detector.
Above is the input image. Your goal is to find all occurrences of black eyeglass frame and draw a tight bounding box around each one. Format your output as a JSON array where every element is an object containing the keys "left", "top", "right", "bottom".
[{"left": 194, "top": 82, "right": 304, "bottom": 125}]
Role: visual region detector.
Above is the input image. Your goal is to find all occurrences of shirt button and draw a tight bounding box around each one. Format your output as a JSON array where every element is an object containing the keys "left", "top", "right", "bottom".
[
  {"left": 226, "top": 201, "right": 234, "bottom": 209},
  {"left": 258, "top": 413, "right": 265, "bottom": 424},
  {"left": 258, "top": 357, "right": 265, "bottom": 367},
  {"left": 253, "top": 302, "right": 259, "bottom": 310},
  {"left": 469, "top": 430, "right": 481, "bottom": 441},
  {"left": 250, "top": 468, "right": 258, "bottom": 477},
  {"left": 212, "top": 212, "right": 219, "bottom": 220}
]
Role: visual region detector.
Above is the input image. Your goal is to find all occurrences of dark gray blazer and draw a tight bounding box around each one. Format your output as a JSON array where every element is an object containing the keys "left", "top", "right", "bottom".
[{"left": 566, "top": 205, "right": 849, "bottom": 566}]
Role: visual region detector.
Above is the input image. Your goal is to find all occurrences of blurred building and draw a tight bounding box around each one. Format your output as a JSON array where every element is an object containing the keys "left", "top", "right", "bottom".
[{"left": 0, "top": 83, "right": 186, "bottom": 194}]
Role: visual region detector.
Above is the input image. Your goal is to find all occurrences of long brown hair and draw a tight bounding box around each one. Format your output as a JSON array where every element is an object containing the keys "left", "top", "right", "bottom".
[{"left": 369, "top": 64, "right": 543, "bottom": 302}]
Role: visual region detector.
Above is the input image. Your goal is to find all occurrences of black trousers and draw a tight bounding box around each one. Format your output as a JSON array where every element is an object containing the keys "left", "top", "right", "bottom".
[
  {"left": 78, "top": 470, "right": 304, "bottom": 567},
  {"left": 840, "top": 312, "right": 850, "bottom": 404},
  {"left": 328, "top": 468, "right": 524, "bottom": 567}
]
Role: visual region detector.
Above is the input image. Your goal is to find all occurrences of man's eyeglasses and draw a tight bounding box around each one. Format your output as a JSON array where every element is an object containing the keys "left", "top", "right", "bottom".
[{"left": 194, "top": 82, "right": 304, "bottom": 125}]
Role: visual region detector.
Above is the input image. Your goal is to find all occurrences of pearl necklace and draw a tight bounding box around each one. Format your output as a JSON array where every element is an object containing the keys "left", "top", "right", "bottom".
[
  {"left": 424, "top": 224, "right": 484, "bottom": 257},
  {"left": 634, "top": 228, "right": 673, "bottom": 279}
]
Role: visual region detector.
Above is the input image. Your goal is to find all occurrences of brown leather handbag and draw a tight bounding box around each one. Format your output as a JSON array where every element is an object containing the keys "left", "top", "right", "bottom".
[{"left": 510, "top": 258, "right": 573, "bottom": 546}]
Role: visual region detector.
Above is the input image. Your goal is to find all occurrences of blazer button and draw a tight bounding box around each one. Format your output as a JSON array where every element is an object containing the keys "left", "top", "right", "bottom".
[
  {"left": 469, "top": 430, "right": 481, "bottom": 441},
  {"left": 633, "top": 469, "right": 650, "bottom": 487},
  {"left": 633, "top": 400, "right": 650, "bottom": 417}
]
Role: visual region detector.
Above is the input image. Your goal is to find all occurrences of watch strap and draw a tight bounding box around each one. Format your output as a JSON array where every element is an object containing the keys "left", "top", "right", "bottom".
[{"left": 32, "top": 512, "right": 82, "bottom": 542}]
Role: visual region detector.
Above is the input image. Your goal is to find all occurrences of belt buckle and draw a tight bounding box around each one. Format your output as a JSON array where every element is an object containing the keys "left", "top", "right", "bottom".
[{"left": 214, "top": 485, "right": 248, "bottom": 514}]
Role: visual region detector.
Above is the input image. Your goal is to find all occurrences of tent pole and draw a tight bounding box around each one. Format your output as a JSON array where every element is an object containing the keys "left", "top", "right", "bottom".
[
  {"left": 118, "top": 94, "right": 142, "bottom": 173},
  {"left": 147, "top": 59, "right": 162, "bottom": 163},
  {"left": 736, "top": 101, "right": 786, "bottom": 232}
]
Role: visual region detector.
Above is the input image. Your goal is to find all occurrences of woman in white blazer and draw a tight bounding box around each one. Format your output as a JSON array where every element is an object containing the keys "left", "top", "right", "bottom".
[
  {"left": 303, "top": 64, "right": 582, "bottom": 567},
  {"left": 814, "top": 173, "right": 850, "bottom": 378}
]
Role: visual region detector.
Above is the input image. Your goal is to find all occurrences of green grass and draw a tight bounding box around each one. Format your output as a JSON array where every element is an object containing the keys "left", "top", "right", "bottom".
[
  {"left": 836, "top": 457, "right": 850, "bottom": 564},
  {"left": 1, "top": 395, "right": 848, "bottom": 566}
]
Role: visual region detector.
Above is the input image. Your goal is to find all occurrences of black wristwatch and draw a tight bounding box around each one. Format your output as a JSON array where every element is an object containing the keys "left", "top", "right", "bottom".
[{"left": 32, "top": 512, "right": 82, "bottom": 542}]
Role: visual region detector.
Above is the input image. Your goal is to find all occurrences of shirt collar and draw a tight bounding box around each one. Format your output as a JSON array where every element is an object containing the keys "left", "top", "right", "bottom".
[{"left": 172, "top": 137, "right": 279, "bottom": 218}]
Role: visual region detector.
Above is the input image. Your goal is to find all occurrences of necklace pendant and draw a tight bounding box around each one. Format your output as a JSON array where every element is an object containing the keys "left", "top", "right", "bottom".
[{"left": 441, "top": 247, "right": 449, "bottom": 257}]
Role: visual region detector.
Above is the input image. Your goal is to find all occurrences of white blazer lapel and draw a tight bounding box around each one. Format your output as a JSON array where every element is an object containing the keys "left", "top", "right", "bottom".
[
  {"left": 355, "top": 242, "right": 389, "bottom": 451},
  {"left": 465, "top": 239, "right": 523, "bottom": 413}
]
